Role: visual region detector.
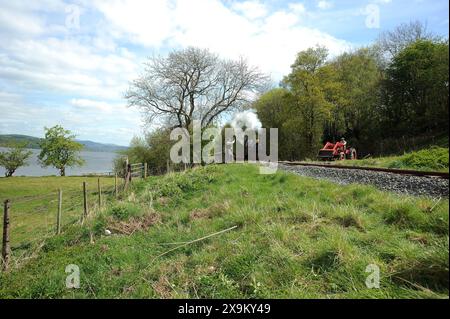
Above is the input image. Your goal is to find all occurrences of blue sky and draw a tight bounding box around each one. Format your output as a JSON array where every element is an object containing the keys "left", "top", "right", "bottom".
[{"left": 0, "top": 0, "right": 448, "bottom": 146}]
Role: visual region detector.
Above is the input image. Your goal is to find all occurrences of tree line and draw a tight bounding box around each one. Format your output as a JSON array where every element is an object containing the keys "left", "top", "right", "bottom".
[
  {"left": 255, "top": 21, "right": 449, "bottom": 160},
  {"left": 3, "top": 22, "right": 447, "bottom": 176},
  {"left": 117, "top": 21, "right": 448, "bottom": 170}
]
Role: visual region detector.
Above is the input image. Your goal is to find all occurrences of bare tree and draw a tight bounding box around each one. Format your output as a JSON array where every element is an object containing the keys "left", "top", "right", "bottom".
[
  {"left": 125, "top": 47, "right": 268, "bottom": 130},
  {"left": 377, "top": 20, "right": 437, "bottom": 58}
]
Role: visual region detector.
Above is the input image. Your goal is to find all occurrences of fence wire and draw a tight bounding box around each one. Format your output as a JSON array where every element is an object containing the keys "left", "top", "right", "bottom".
[{"left": 0, "top": 174, "right": 130, "bottom": 269}]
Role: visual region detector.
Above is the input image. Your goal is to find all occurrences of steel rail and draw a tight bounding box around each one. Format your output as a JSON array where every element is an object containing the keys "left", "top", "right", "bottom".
[{"left": 279, "top": 161, "right": 449, "bottom": 179}]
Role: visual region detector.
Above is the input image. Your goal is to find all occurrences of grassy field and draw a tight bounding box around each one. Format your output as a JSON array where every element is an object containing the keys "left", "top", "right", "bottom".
[
  {"left": 0, "top": 176, "right": 118, "bottom": 253},
  {"left": 0, "top": 164, "right": 448, "bottom": 298},
  {"left": 311, "top": 147, "right": 449, "bottom": 172}
]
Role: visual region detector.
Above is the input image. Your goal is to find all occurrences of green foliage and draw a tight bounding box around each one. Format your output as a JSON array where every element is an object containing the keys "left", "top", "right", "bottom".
[
  {"left": 382, "top": 39, "right": 449, "bottom": 137},
  {"left": 109, "top": 202, "right": 142, "bottom": 220},
  {"left": 0, "top": 143, "right": 32, "bottom": 177},
  {"left": 145, "top": 166, "right": 219, "bottom": 200},
  {"left": 390, "top": 147, "right": 449, "bottom": 171},
  {"left": 254, "top": 88, "right": 300, "bottom": 160},
  {"left": 257, "top": 47, "right": 384, "bottom": 160},
  {"left": 281, "top": 46, "right": 333, "bottom": 159},
  {"left": 335, "top": 147, "right": 449, "bottom": 172},
  {"left": 114, "top": 128, "right": 175, "bottom": 175},
  {"left": 324, "top": 48, "right": 382, "bottom": 147},
  {"left": 255, "top": 24, "right": 449, "bottom": 160},
  {"left": 38, "top": 125, "right": 85, "bottom": 176}
]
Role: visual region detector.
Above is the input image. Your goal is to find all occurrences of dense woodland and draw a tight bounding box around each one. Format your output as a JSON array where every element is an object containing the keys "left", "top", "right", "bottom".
[
  {"left": 120, "top": 21, "right": 449, "bottom": 170},
  {"left": 255, "top": 21, "right": 449, "bottom": 160}
]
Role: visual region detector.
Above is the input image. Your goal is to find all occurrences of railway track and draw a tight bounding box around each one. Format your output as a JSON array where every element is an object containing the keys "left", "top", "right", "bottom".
[{"left": 279, "top": 161, "right": 449, "bottom": 179}]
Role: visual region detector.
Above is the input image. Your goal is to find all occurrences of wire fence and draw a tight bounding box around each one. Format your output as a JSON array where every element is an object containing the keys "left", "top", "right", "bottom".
[{"left": 0, "top": 162, "right": 147, "bottom": 272}]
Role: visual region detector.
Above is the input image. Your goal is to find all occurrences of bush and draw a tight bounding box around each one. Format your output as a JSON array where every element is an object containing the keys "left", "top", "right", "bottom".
[
  {"left": 114, "top": 129, "right": 175, "bottom": 176},
  {"left": 108, "top": 203, "right": 141, "bottom": 220},
  {"left": 389, "top": 147, "right": 449, "bottom": 171},
  {"left": 148, "top": 166, "right": 219, "bottom": 199}
]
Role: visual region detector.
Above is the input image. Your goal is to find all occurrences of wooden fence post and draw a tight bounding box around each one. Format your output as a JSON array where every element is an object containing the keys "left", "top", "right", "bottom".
[
  {"left": 97, "top": 178, "right": 102, "bottom": 208},
  {"left": 83, "top": 182, "right": 88, "bottom": 220},
  {"left": 124, "top": 164, "right": 131, "bottom": 190},
  {"left": 2, "top": 199, "right": 11, "bottom": 271},
  {"left": 56, "top": 189, "right": 62, "bottom": 235},
  {"left": 167, "top": 159, "right": 170, "bottom": 174},
  {"left": 123, "top": 157, "right": 128, "bottom": 187},
  {"left": 144, "top": 162, "right": 148, "bottom": 179},
  {"left": 114, "top": 173, "right": 118, "bottom": 198}
]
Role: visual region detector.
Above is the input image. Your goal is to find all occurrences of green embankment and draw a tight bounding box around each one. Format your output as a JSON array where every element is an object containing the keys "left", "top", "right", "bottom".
[
  {"left": 316, "top": 147, "right": 449, "bottom": 172},
  {"left": 0, "top": 165, "right": 448, "bottom": 298}
]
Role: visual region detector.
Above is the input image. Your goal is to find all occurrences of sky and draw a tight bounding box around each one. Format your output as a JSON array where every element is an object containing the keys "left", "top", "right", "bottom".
[{"left": 0, "top": 0, "right": 448, "bottom": 146}]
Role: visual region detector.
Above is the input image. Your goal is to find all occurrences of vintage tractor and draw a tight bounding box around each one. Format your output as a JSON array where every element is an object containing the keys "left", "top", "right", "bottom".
[{"left": 317, "top": 141, "right": 357, "bottom": 161}]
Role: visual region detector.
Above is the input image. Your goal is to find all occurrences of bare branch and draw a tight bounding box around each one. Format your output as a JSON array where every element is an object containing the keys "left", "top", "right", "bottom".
[{"left": 125, "top": 47, "right": 269, "bottom": 130}]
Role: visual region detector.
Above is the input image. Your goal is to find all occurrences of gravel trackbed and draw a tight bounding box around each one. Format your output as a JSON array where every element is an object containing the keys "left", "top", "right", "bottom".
[{"left": 279, "top": 164, "right": 449, "bottom": 198}]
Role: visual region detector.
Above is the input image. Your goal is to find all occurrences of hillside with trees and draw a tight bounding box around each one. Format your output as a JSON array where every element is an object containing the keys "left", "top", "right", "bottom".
[{"left": 255, "top": 21, "right": 449, "bottom": 160}]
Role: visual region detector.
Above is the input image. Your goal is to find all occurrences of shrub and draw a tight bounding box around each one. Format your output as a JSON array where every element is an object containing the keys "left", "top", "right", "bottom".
[
  {"left": 389, "top": 147, "right": 449, "bottom": 171},
  {"left": 108, "top": 203, "right": 141, "bottom": 220}
]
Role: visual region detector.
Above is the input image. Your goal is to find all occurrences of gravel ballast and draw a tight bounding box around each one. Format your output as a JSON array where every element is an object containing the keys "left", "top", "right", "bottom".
[{"left": 279, "top": 164, "right": 449, "bottom": 198}]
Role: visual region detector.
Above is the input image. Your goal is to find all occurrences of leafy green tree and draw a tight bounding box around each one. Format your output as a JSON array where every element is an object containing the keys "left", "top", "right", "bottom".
[
  {"left": 382, "top": 39, "right": 449, "bottom": 136},
  {"left": 253, "top": 23, "right": 448, "bottom": 159},
  {"left": 0, "top": 143, "right": 33, "bottom": 177},
  {"left": 326, "top": 48, "right": 383, "bottom": 147},
  {"left": 254, "top": 88, "right": 301, "bottom": 160},
  {"left": 146, "top": 128, "right": 181, "bottom": 173},
  {"left": 38, "top": 125, "right": 84, "bottom": 176},
  {"left": 283, "top": 46, "right": 334, "bottom": 158},
  {"left": 114, "top": 128, "right": 175, "bottom": 175}
]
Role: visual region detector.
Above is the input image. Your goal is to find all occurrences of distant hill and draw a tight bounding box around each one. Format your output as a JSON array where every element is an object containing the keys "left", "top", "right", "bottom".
[
  {"left": 75, "top": 139, "right": 128, "bottom": 153},
  {"left": 0, "top": 134, "right": 42, "bottom": 149},
  {"left": 0, "top": 134, "right": 128, "bottom": 153}
]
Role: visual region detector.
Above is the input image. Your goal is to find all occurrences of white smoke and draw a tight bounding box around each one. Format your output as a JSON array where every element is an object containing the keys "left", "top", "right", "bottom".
[{"left": 230, "top": 110, "right": 262, "bottom": 131}]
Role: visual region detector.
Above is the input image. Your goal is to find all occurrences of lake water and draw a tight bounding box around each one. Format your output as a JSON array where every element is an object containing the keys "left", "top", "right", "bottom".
[{"left": 0, "top": 147, "right": 118, "bottom": 177}]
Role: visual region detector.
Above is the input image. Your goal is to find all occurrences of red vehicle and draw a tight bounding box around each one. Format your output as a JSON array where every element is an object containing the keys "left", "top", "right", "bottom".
[{"left": 318, "top": 141, "right": 357, "bottom": 161}]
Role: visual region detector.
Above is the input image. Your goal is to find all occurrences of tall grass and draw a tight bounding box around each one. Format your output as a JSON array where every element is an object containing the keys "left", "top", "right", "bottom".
[
  {"left": 0, "top": 164, "right": 448, "bottom": 299},
  {"left": 332, "top": 147, "right": 449, "bottom": 172}
]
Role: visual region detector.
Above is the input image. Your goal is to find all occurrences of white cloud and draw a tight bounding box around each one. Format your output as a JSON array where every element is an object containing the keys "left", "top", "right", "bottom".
[
  {"left": 70, "top": 98, "right": 115, "bottom": 113},
  {"left": 0, "top": 36, "right": 139, "bottom": 99},
  {"left": 92, "top": 0, "right": 175, "bottom": 47},
  {"left": 0, "top": 91, "right": 142, "bottom": 145},
  {"left": 232, "top": 0, "right": 268, "bottom": 20},
  {"left": 0, "top": 0, "right": 353, "bottom": 145},
  {"left": 317, "top": 1, "right": 333, "bottom": 10},
  {"left": 0, "top": 9, "right": 44, "bottom": 36},
  {"left": 289, "top": 3, "right": 306, "bottom": 14},
  {"left": 92, "top": 0, "right": 350, "bottom": 79}
]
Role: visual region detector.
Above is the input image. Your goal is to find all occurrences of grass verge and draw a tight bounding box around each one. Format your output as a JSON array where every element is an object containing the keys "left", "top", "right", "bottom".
[
  {"left": 311, "top": 147, "right": 449, "bottom": 172},
  {"left": 0, "top": 165, "right": 448, "bottom": 298}
]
